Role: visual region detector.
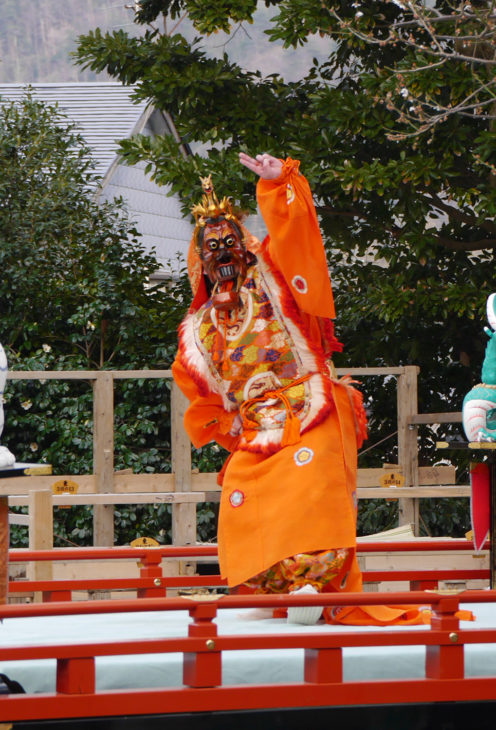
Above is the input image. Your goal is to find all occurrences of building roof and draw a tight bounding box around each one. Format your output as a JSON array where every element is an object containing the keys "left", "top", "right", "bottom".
[
  {"left": 0, "top": 82, "right": 192, "bottom": 272},
  {"left": 0, "top": 82, "right": 149, "bottom": 178}
]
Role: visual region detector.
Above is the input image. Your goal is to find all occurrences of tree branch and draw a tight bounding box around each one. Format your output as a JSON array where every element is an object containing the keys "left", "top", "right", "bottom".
[
  {"left": 318, "top": 202, "right": 496, "bottom": 252},
  {"left": 318, "top": 204, "right": 404, "bottom": 238},
  {"left": 419, "top": 190, "right": 496, "bottom": 235},
  {"left": 433, "top": 235, "right": 496, "bottom": 251}
]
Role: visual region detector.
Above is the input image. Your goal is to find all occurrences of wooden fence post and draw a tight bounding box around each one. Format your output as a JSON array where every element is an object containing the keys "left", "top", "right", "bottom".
[
  {"left": 93, "top": 372, "right": 114, "bottom": 546},
  {"left": 28, "top": 490, "right": 53, "bottom": 597},
  {"left": 171, "top": 382, "right": 196, "bottom": 549},
  {"left": 397, "top": 366, "right": 420, "bottom": 534}
]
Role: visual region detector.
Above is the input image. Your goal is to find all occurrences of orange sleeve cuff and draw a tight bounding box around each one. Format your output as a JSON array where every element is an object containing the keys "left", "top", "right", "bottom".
[
  {"left": 172, "top": 356, "right": 237, "bottom": 451},
  {"left": 257, "top": 158, "right": 335, "bottom": 320}
]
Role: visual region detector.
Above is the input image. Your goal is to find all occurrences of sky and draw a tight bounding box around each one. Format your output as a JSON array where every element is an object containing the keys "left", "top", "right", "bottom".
[{"left": 175, "top": 5, "right": 332, "bottom": 82}]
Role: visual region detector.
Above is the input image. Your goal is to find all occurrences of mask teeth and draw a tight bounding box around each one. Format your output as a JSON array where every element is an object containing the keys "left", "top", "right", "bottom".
[{"left": 219, "top": 264, "right": 235, "bottom": 278}]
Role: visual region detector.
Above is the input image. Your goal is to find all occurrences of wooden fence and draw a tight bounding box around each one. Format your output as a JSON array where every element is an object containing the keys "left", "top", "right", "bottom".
[{"left": 2, "top": 366, "right": 465, "bottom": 552}]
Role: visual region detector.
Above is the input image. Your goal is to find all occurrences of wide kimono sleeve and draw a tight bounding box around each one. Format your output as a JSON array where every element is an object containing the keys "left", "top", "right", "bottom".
[
  {"left": 171, "top": 355, "right": 238, "bottom": 452},
  {"left": 256, "top": 158, "right": 335, "bottom": 320}
]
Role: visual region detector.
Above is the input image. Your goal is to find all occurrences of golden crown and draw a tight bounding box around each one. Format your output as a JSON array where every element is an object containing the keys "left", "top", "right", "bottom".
[{"left": 191, "top": 175, "right": 241, "bottom": 252}]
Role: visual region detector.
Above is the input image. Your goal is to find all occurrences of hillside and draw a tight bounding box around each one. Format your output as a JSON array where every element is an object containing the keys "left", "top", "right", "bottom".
[
  {"left": 0, "top": 0, "right": 141, "bottom": 83},
  {"left": 0, "top": 1, "right": 330, "bottom": 84}
]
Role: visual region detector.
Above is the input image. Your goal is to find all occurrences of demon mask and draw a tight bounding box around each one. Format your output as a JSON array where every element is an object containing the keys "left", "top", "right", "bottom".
[{"left": 192, "top": 175, "right": 250, "bottom": 311}]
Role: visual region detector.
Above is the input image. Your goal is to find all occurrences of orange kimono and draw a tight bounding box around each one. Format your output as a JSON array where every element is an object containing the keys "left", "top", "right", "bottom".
[
  {"left": 173, "top": 158, "right": 364, "bottom": 583},
  {"left": 173, "top": 159, "right": 429, "bottom": 625}
]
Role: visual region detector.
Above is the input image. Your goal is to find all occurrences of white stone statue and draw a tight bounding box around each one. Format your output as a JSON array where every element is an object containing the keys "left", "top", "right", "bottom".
[{"left": 0, "top": 345, "right": 15, "bottom": 467}]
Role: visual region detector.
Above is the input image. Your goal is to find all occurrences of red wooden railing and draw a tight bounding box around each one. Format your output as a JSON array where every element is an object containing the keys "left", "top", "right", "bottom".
[
  {"left": 8, "top": 541, "right": 490, "bottom": 601},
  {"left": 0, "top": 590, "right": 496, "bottom": 722}
]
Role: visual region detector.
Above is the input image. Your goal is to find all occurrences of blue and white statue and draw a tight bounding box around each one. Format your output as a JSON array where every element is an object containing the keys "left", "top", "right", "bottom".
[
  {"left": 463, "top": 293, "right": 496, "bottom": 442},
  {"left": 0, "top": 346, "right": 15, "bottom": 467}
]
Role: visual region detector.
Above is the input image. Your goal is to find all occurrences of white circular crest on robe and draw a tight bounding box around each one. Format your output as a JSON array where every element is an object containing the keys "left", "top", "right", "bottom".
[
  {"left": 286, "top": 183, "right": 295, "bottom": 204},
  {"left": 291, "top": 275, "right": 308, "bottom": 295},
  {"left": 229, "top": 490, "right": 245, "bottom": 508},
  {"left": 294, "top": 446, "right": 314, "bottom": 467},
  {"left": 210, "top": 289, "right": 253, "bottom": 341}
]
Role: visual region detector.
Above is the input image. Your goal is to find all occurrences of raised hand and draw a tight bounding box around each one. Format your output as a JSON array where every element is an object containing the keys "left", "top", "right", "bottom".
[{"left": 239, "top": 152, "right": 283, "bottom": 180}]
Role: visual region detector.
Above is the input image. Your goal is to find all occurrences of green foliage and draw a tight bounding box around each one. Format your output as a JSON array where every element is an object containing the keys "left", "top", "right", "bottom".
[
  {"left": 357, "top": 500, "right": 398, "bottom": 538},
  {"left": 0, "top": 93, "right": 177, "bottom": 364},
  {"left": 420, "top": 498, "right": 470, "bottom": 539},
  {"left": 136, "top": 0, "right": 279, "bottom": 29},
  {"left": 0, "top": 94, "right": 203, "bottom": 546}
]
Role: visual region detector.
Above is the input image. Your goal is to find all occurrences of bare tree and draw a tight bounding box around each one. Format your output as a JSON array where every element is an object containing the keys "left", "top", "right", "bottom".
[{"left": 324, "top": 1, "right": 496, "bottom": 138}]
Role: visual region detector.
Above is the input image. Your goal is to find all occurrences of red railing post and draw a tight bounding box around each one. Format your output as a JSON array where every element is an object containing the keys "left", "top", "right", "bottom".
[
  {"left": 425, "top": 596, "right": 464, "bottom": 680},
  {"left": 137, "top": 551, "right": 166, "bottom": 598},
  {"left": 410, "top": 580, "right": 438, "bottom": 591},
  {"left": 183, "top": 603, "right": 221, "bottom": 688},
  {"left": 43, "top": 590, "right": 72, "bottom": 602},
  {"left": 0, "top": 497, "right": 8, "bottom": 605},
  {"left": 304, "top": 648, "right": 343, "bottom": 683},
  {"left": 57, "top": 657, "right": 95, "bottom": 694}
]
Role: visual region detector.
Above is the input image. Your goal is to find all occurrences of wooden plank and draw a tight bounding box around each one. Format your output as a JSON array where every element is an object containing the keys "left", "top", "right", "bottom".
[
  {"left": 111, "top": 370, "right": 172, "bottom": 379},
  {"left": 0, "top": 472, "right": 208, "bottom": 494},
  {"left": 171, "top": 382, "right": 196, "bottom": 546},
  {"left": 0, "top": 475, "right": 96, "bottom": 495},
  {"left": 191, "top": 473, "right": 220, "bottom": 491},
  {"left": 173, "top": 501, "right": 198, "bottom": 550},
  {"left": 93, "top": 372, "right": 114, "bottom": 492},
  {"left": 7, "top": 371, "right": 102, "bottom": 380},
  {"left": 0, "top": 473, "right": 176, "bottom": 495},
  {"left": 417, "top": 465, "right": 457, "bottom": 485},
  {"left": 115, "top": 473, "right": 176, "bottom": 492},
  {"left": 49, "top": 558, "right": 184, "bottom": 583},
  {"left": 8, "top": 512, "right": 29, "bottom": 525},
  {"left": 0, "top": 471, "right": 215, "bottom": 496},
  {"left": 357, "top": 486, "right": 470, "bottom": 499},
  {"left": 93, "top": 372, "right": 114, "bottom": 546},
  {"left": 7, "top": 370, "right": 173, "bottom": 381},
  {"left": 9, "top": 367, "right": 411, "bottom": 382},
  {"left": 9, "top": 493, "right": 210, "bottom": 507},
  {"left": 28, "top": 490, "right": 53, "bottom": 585},
  {"left": 0, "top": 465, "right": 458, "bottom": 497},
  {"left": 408, "top": 412, "right": 462, "bottom": 425},
  {"left": 397, "top": 366, "right": 420, "bottom": 532},
  {"left": 189, "top": 466, "right": 457, "bottom": 492},
  {"left": 356, "top": 465, "right": 456, "bottom": 488},
  {"left": 7, "top": 486, "right": 468, "bottom": 508},
  {"left": 171, "top": 383, "right": 192, "bottom": 493}
]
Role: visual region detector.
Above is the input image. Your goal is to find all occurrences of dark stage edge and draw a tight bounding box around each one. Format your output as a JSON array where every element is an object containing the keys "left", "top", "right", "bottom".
[{"left": 12, "top": 702, "right": 496, "bottom": 730}]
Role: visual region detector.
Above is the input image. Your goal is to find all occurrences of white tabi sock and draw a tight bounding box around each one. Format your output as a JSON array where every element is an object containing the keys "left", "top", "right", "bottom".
[{"left": 287, "top": 583, "right": 323, "bottom": 625}]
